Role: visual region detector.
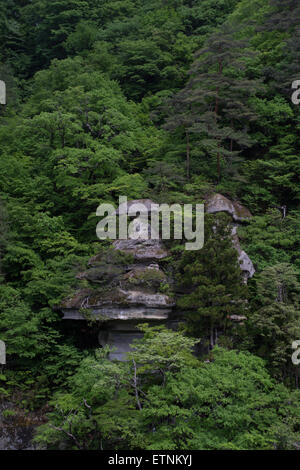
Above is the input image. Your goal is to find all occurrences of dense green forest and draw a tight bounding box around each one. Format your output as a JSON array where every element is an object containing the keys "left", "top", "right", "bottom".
[{"left": 0, "top": 0, "right": 300, "bottom": 450}]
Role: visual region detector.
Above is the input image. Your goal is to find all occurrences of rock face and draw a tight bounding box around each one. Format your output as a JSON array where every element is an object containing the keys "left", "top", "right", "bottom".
[
  {"left": 62, "top": 204, "right": 173, "bottom": 359},
  {"left": 113, "top": 238, "right": 168, "bottom": 261},
  {"left": 206, "top": 193, "right": 252, "bottom": 222},
  {"left": 62, "top": 285, "right": 174, "bottom": 321},
  {"left": 231, "top": 226, "right": 255, "bottom": 281},
  {"left": 0, "top": 401, "right": 39, "bottom": 450},
  {"left": 62, "top": 196, "right": 255, "bottom": 359},
  {"left": 205, "top": 193, "right": 255, "bottom": 280},
  {"left": 98, "top": 321, "right": 145, "bottom": 361}
]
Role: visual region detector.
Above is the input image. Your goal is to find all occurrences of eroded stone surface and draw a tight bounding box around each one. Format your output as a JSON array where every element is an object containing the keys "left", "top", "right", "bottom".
[
  {"left": 231, "top": 226, "right": 255, "bottom": 280},
  {"left": 61, "top": 211, "right": 173, "bottom": 358},
  {"left": 123, "top": 265, "right": 166, "bottom": 288},
  {"left": 87, "top": 246, "right": 134, "bottom": 267},
  {"left": 206, "top": 194, "right": 255, "bottom": 280},
  {"left": 99, "top": 331, "right": 144, "bottom": 361},
  {"left": 62, "top": 286, "right": 174, "bottom": 310},
  {"left": 113, "top": 238, "right": 168, "bottom": 261},
  {"left": 206, "top": 193, "right": 252, "bottom": 222},
  {"left": 63, "top": 306, "right": 171, "bottom": 321},
  {"left": 61, "top": 229, "right": 173, "bottom": 326}
]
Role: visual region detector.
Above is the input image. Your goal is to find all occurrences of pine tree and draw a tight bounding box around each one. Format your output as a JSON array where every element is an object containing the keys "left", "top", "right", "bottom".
[
  {"left": 0, "top": 199, "right": 8, "bottom": 281},
  {"left": 260, "top": 0, "right": 300, "bottom": 95},
  {"left": 162, "top": 85, "right": 194, "bottom": 179},
  {"left": 263, "top": 0, "right": 300, "bottom": 32},
  {"left": 177, "top": 213, "right": 248, "bottom": 349},
  {"left": 164, "top": 23, "right": 261, "bottom": 182},
  {"left": 248, "top": 263, "right": 300, "bottom": 386}
]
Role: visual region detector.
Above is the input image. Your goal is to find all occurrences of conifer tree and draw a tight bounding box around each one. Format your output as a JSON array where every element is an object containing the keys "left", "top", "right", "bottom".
[
  {"left": 0, "top": 199, "right": 8, "bottom": 280},
  {"left": 164, "top": 23, "right": 261, "bottom": 181},
  {"left": 162, "top": 85, "right": 194, "bottom": 179},
  {"left": 177, "top": 213, "right": 248, "bottom": 349},
  {"left": 260, "top": 0, "right": 300, "bottom": 95},
  {"left": 248, "top": 263, "right": 300, "bottom": 385}
]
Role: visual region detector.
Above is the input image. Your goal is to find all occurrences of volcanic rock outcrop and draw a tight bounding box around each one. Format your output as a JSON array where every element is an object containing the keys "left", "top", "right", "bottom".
[
  {"left": 231, "top": 225, "right": 255, "bottom": 280},
  {"left": 62, "top": 211, "right": 174, "bottom": 359},
  {"left": 205, "top": 193, "right": 255, "bottom": 281},
  {"left": 61, "top": 195, "right": 255, "bottom": 358},
  {"left": 206, "top": 193, "right": 252, "bottom": 222}
]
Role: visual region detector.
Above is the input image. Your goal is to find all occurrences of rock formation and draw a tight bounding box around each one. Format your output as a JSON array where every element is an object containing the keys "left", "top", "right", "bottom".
[
  {"left": 206, "top": 193, "right": 252, "bottom": 222},
  {"left": 61, "top": 195, "right": 255, "bottom": 359},
  {"left": 231, "top": 225, "right": 255, "bottom": 281},
  {"left": 62, "top": 212, "right": 174, "bottom": 359},
  {"left": 206, "top": 193, "right": 255, "bottom": 281}
]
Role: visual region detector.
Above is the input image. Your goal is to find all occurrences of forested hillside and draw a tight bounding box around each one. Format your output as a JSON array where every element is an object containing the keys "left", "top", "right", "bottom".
[{"left": 0, "top": 0, "right": 300, "bottom": 450}]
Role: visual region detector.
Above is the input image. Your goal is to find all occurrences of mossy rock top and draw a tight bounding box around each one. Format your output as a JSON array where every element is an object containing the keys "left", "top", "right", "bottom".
[
  {"left": 88, "top": 247, "right": 134, "bottom": 267},
  {"left": 123, "top": 265, "right": 166, "bottom": 289},
  {"left": 76, "top": 264, "right": 125, "bottom": 284}
]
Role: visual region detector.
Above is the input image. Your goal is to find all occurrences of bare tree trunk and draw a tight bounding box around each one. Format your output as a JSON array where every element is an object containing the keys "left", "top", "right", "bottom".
[
  {"left": 215, "top": 59, "right": 222, "bottom": 183},
  {"left": 185, "top": 129, "right": 190, "bottom": 180},
  {"left": 132, "top": 359, "right": 142, "bottom": 411},
  {"left": 50, "top": 424, "right": 83, "bottom": 450},
  {"left": 217, "top": 142, "right": 221, "bottom": 183},
  {"left": 210, "top": 326, "right": 214, "bottom": 350}
]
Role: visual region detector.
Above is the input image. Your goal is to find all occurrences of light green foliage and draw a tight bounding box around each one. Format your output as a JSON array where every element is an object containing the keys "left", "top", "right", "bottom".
[
  {"left": 178, "top": 214, "right": 248, "bottom": 347},
  {"left": 35, "top": 330, "right": 300, "bottom": 450},
  {"left": 142, "top": 347, "right": 300, "bottom": 450},
  {"left": 0, "top": 285, "right": 57, "bottom": 359},
  {"left": 128, "top": 324, "right": 199, "bottom": 377},
  {"left": 238, "top": 209, "right": 300, "bottom": 272}
]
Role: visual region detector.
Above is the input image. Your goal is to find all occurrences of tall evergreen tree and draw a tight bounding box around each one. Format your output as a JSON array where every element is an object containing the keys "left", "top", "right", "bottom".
[
  {"left": 177, "top": 213, "right": 248, "bottom": 349},
  {"left": 260, "top": 0, "right": 300, "bottom": 95},
  {"left": 248, "top": 263, "right": 300, "bottom": 385},
  {"left": 0, "top": 198, "right": 8, "bottom": 281},
  {"left": 164, "top": 23, "right": 261, "bottom": 181}
]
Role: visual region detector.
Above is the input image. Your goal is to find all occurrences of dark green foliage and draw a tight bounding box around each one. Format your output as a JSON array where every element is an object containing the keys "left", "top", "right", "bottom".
[
  {"left": 0, "top": 0, "right": 299, "bottom": 451},
  {"left": 178, "top": 214, "right": 248, "bottom": 348},
  {"left": 164, "top": 23, "right": 262, "bottom": 181},
  {"left": 247, "top": 263, "right": 300, "bottom": 385}
]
